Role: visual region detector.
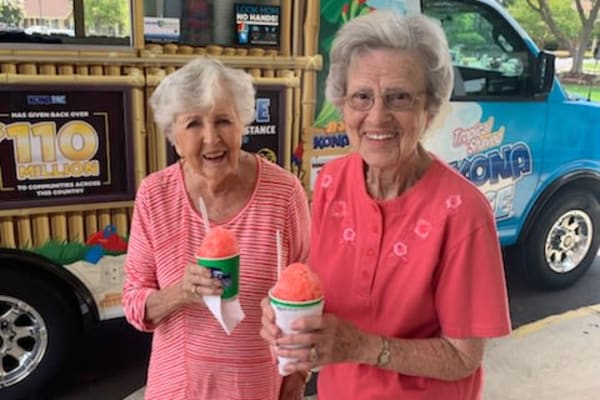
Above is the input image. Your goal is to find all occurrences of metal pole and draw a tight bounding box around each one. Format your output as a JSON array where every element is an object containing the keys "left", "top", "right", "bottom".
[{"left": 38, "top": 0, "right": 42, "bottom": 26}]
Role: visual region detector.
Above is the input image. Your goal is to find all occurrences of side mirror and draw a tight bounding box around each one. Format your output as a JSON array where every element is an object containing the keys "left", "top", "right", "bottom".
[{"left": 534, "top": 51, "right": 555, "bottom": 94}]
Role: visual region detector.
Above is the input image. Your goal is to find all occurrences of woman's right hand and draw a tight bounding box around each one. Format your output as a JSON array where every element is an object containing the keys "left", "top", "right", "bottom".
[
  {"left": 260, "top": 297, "right": 280, "bottom": 346},
  {"left": 180, "top": 263, "right": 223, "bottom": 303}
]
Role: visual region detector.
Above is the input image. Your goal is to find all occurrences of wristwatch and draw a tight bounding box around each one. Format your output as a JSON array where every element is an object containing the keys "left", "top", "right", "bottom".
[{"left": 376, "top": 336, "right": 391, "bottom": 367}]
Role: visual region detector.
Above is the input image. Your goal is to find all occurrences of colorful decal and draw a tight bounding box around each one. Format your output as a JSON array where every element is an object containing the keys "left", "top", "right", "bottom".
[
  {"left": 241, "top": 86, "right": 286, "bottom": 166},
  {"left": 304, "top": 124, "right": 352, "bottom": 193},
  {"left": 28, "top": 224, "right": 128, "bottom": 319},
  {"left": 0, "top": 86, "right": 135, "bottom": 210},
  {"left": 426, "top": 103, "right": 532, "bottom": 220},
  {"left": 235, "top": 3, "right": 280, "bottom": 47}
]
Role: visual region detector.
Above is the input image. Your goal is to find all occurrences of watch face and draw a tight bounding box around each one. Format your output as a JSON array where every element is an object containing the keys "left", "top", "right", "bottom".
[
  {"left": 379, "top": 350, "right": 391, "bottom": 365},
  {"left": 377, "top": 338, "right": 391, "bottom": 366}
]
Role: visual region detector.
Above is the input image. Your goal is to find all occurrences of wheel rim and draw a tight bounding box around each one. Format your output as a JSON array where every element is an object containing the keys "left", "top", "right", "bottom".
[
  {"left": 0, "top": 295, "right": 48, "bottom": 388},
  {"left": 544, "top": 210, "right": 594, "bottom": 274}
]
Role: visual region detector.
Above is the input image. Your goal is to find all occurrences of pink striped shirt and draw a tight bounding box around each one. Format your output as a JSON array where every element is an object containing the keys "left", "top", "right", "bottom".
[{"left": 123, "top": 157, "right": 310, "bottom": 400}]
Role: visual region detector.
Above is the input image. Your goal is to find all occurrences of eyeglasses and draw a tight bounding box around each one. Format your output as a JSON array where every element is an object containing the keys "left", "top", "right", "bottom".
[{"left": 345, "top": 89, "right": 427, "bottom": 112}]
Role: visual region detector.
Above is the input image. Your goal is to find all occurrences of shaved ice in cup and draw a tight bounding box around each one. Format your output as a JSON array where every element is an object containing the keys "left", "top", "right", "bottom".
[
  {"left": 269, "top": 263, "right": 324, "bottom": 375},
  {"left": 197, "top": 227, "right": 240, "bottom": 300}
]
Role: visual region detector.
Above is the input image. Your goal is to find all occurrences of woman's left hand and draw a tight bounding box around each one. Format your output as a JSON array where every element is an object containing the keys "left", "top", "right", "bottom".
[
  {"left": 278, "top": 372, "right": 306, "bottom": 400},
  {"left": 274, "top": 312, "right": 366, "bottom": 373}
]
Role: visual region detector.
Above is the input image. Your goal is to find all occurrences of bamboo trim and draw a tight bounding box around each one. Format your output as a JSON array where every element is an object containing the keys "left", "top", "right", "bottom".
[
  {"left": 84, "top": 211, "right": 98, "bottom": 239},
  {"left": 98, "top": 210, "right": 111, "bottom": 230},
  {"left": 292, "top": 70, "right": 302, "bottom": 172},
  {"left": 0, "top": 201, "right": 134, "bottom": 218},
  {"left": 17, "top": 217, "right": 32, "bottom": 247},
  {"left": 145, "top": 73, "right": 300, "bottom": 88},
  {"left": 131, "top": 85, "right": 148, "bottom": 187},
  {"left": 132, "top": 0, "right": 145, "bottom": 50},
  {"left": 291, "top": 0, "right": 302, "bottom": 56},
  {"left": 281, "top": 0, "right": 292, "bottom": 57},
  {"left": 301, "top": 69, "right": 318, "bottom": 136},
  {"left": 0, "top": 218, "right": 16, "bottom": 248},
  {"left": 50, "top": 214, "right": 68, "bottom": 241},
  {"left": 1, "top": 73, "right": 145, "bottom": 86},
  {"left": 67, "top": 212, "right": 84, "bottom": 242},
  {"left": 304, "top": 0, "right": 320, "bottom": 56},
  {"left": 0, "top": 53, "right": 322, "bottom": 70},
  {"left": 113, "top": 209, "right": 128, "bottom": 236},
  {"left": 32, "top": 215, "right": 50, "bottom": 247}
]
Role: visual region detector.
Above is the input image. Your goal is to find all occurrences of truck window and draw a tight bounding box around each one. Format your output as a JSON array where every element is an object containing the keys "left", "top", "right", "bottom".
[{"left": 424, "top": 0, "right": 533, "bottom": 99}]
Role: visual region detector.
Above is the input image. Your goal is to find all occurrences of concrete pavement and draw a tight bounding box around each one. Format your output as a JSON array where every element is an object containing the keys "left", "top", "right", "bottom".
[
  {"left": 483, "top": 304, "right": 600, "bottom": 400},
  {"left": 124, "top": 304, "right": 600, "bottom": 400}
]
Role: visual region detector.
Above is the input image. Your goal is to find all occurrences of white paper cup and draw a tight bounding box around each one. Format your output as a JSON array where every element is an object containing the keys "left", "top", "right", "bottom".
[{"left": 268, "top": 289, "right": 324, "bottom": 376}]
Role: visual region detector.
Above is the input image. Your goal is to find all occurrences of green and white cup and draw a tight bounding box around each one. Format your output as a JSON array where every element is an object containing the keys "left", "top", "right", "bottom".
[
  {"left": 197, "top": 253, "right": 240, "bottom": 300},
  {"left": 268, "top": 289, "right": 324, "bottom": 376}
]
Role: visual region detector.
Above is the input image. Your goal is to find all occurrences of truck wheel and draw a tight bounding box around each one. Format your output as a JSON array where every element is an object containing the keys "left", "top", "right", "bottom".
[
  {"left": 0, "top": 268, "right": 80, "bottom": 400},
  {"left": 521, "top": 190, "right": 600, "bottom": 290}
]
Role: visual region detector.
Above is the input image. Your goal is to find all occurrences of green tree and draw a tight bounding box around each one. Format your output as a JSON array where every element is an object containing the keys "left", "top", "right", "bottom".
[
  {"left": 85, "top": 0, "right": 130, "bottom": 37},
  {"left": 509, "top": 0, "right": 600, "bottom": 74},
  {"left": 0, "top": 1, "right": 23, "bottom": 27}
]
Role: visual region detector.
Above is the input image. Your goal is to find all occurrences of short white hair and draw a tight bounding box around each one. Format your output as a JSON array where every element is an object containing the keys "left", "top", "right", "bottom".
[
  {"left": 150, "top": 57, "right": 256, "bottom": 143},
  {"left": 326, "top": 11, "right": 453, "bottom": 117}
]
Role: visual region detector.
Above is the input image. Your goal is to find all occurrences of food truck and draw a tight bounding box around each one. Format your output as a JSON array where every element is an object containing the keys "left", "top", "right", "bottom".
[{"left": 1, "top": 0, "right": 600, "bottom": 398}]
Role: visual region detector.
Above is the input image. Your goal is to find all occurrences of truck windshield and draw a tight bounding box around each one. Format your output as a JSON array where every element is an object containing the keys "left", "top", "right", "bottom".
[{"left": 424, "top": 0, "right": 534, "bottom": 99}]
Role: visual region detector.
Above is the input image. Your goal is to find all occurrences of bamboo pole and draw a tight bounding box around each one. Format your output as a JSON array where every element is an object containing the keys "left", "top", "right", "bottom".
[
  {"left": 1, "top": 63, "right": 16, "bottom": 73},
  {"left": 131, "top": 72, "right": 148, "bottom": 187},
  {"left": 1, "top": 54, "right": 323, "bottom": 71},
  {"left": 0, "top": 218, "right": 16, "bottom": 248},
  {"left": 281, "top": 0, "right": 292, "bottom": 56},
  {"left": 76, "top": 65, "right": 89, "bottom": 75},
  {"left": 98, "top": 210, "right": 111, "bottom": 230},
  {"left": 39, "top": 64, "right": 56, "bottom": 75},
  {"left": 132, "top": 0, "right": 145, "bottom": 50},
  {"left": 84, "top": 211, "right": 98, "bottom": 239},
  {"left": 304, "top": 0, "right": 320, "bottom": 56},
  {"left": 113, "top": 208, "right": 128, "bottom": 237},
  {"left": 278, "top": 69, "right": 295, "bottom": 171},
  {"left": 50, "top": 214, "right": 68, "bottom": 242},
  {"left": 32, "top": 215, "right": 50, "bottom": 247},
  {"left": 59, "top": 64, "right": 75, "bottom": 75},
  {"left": 1, "top": 73, "right": 145, "bottom": 86},
  {"left": 18, "top": 63, "right": 37, "bottom": 74},
  {"left": 17, "top": 216, "right": 32, "bottom": 248},
  {"left": 67, "top": 212, "right": 84, "bottom": 242},
  {"left": 0, "top": 201, "right": 133, "bottom": 218}
]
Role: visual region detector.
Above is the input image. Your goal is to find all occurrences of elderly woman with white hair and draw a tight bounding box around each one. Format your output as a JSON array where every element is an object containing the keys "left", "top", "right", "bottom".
[
  {"left": 261, "top": 11, "right": 511, "bottom": 400},
  {"left": 123, "top": 58, "right": 311, "bottom": 400}
]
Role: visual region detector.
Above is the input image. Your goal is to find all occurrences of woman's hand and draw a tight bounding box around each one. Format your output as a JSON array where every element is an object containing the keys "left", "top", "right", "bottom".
[
  {"left": 273, "top": 313, "right": 366, "bottom": 373},
  {"left": 179, "top": 262, "right": 223, "bottom": 304},
  {"left": 259, "top": 296, "right": 280, "bottom": 345}
]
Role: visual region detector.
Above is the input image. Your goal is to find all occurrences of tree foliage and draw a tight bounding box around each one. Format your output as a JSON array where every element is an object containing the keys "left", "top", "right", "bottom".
[
  {"left": 0, "top": 1, "right": 23, "bottom": 27},
  {"left": 84, "top": 0, "right": 130, "bottom": 37},
  {"left": 507, "top": 0, "right": 600, "bottom": 74}
]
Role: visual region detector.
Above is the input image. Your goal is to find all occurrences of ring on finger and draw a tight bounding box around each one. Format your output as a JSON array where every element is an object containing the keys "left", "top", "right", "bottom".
[{"left": 309, "top": 346, "right": 319, "bottom": 363}]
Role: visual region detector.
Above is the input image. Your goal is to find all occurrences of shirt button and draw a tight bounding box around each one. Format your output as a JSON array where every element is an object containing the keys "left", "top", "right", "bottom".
[
  {"left": 372, "top": 227, "right": 378, "bottom": 234},
  {"left": 367, "top": 248, "right": 374, "bottom": 256},
  {"left": 361, "top": 270, "right": 369, "bottom": 279}
]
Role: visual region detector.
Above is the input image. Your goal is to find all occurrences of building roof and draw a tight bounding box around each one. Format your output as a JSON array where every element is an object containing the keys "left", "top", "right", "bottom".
[{"left": 23, "top": 0, "right": 72, "bottom": 20}]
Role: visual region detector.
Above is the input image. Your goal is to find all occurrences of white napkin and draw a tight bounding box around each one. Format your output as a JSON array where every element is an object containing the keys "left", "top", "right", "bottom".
[{"left": 203, "top": 295, "right": 245, "bottom": 335}]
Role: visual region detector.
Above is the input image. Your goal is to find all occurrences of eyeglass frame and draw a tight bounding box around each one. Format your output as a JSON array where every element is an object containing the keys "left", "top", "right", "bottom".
[{"left": 344, "top": 89, "right": 429, "bottom": 112}]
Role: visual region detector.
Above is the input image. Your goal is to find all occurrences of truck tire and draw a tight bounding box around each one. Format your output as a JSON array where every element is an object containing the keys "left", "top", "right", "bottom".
[
  {"left": 0, "top": 267, "right": 80, "bottom": 400},
  {"left": 520, "top": 189, "right": 600, "bottom": 290}
]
